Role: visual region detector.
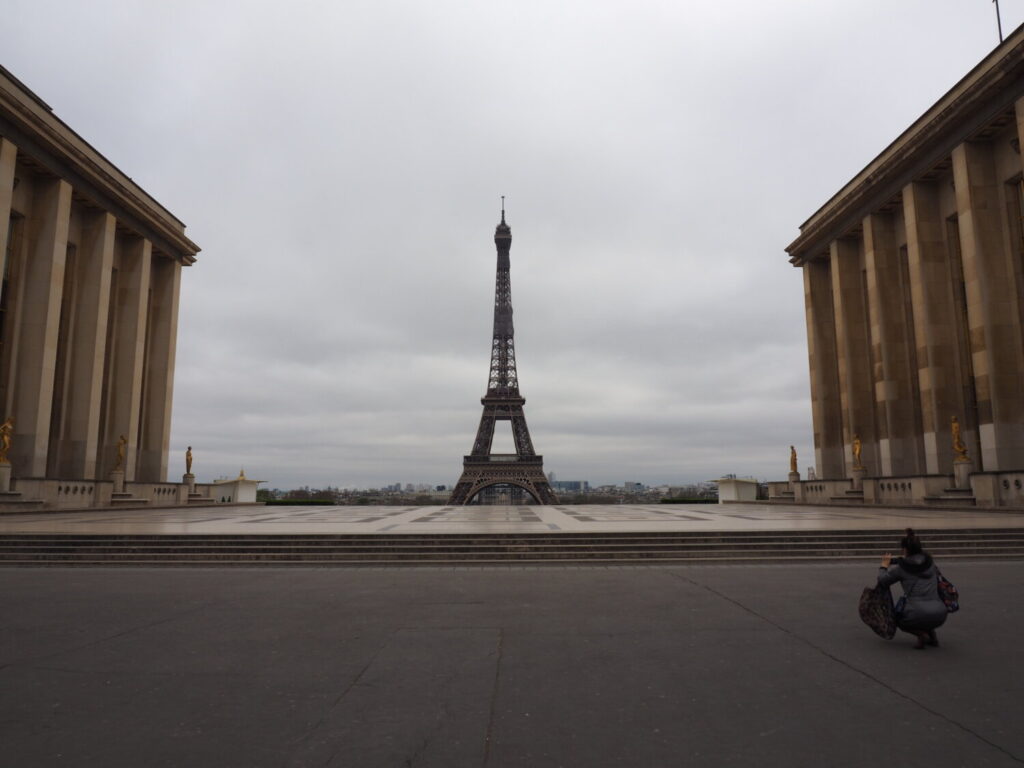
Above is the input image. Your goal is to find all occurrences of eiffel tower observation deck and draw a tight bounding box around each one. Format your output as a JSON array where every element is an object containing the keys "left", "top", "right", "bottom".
[{"left": 448, "top": 207, "right": 557, "bottom": 505}]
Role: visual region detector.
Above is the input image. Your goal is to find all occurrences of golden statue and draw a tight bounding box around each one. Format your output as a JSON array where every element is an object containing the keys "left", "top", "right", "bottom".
[
  {"left": 852, "top": 433, "right": 863, "bottom": 470},
  {"left": 114, "top": 434, "right": 127, "bottom": 472},
  {"left": 789, "top": 445, "right": 797, "bottom": 473},
  {"left": 951, "top": 416, "right": 969, "bottom": 462},
  {"left": 186, "top": 446, "right": 193, "bottom": 475},
  {"left": 0, "top": 417, "right": 12, "bottom": 465}
]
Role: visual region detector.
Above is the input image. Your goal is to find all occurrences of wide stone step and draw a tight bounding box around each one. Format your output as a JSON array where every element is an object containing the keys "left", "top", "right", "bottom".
[
  {"left": 2, "top": 547, "right": 1022, "bottom": 561},
  {"left": 0, "top": 552, "right": 1020, "bottom": 567},
  {"left": 2, "top": 528, "right": 1021, "bottom": 542},
  {"left": 0, "top": 537, "right": 1021, "bottom": 552},
  {"left": 1, "top": 528, "right": 1023, "bottom": 565}
]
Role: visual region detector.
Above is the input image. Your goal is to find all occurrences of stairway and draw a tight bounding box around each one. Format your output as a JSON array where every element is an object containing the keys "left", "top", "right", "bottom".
[{"left": 1, "top": 528, "right": 1023, "bottom": 566}]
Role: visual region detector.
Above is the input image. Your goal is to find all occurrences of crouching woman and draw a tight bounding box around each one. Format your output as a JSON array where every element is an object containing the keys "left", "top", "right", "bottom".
[{"left": 878, "top": 528, "right": 947, "bottom": 649}]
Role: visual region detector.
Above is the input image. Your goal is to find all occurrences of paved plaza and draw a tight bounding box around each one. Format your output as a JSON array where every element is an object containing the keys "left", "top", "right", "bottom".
[
  {"left": 3, "top": 502, "right": 1024, "bottom": 535},
  {"left": 2, "top": 560, "right": 1023, "bottom": 767},
  {"left": 3, "top": 504, "right": 1024, "bottom": 766}
]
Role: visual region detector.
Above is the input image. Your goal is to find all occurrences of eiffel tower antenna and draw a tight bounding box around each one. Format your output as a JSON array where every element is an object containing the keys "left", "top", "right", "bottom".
[
  {"left": 994, "top": 0, "right": 1004, "bottom": 43},
  {"left": 448, "top": 211, "right": 557, "bottom": 505}
]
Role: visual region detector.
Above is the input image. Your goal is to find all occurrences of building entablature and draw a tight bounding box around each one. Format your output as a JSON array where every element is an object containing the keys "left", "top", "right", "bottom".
[
  {"left": 0, "top": 65, "right": 199, "bottom": 265},
  {"left": 787, "top": 24, "right": 1024, "bottom": 266}
]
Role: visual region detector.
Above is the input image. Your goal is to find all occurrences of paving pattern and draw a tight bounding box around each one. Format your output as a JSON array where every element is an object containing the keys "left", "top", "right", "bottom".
[
  {"left": 2, "top": 563, "right": 1023, "bottom": 767},
  {"left": 2, "top": 502, "right": 1024, "bottom": 535}
]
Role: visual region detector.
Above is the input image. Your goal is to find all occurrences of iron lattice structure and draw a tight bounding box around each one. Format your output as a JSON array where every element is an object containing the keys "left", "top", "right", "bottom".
[{"left": 448, "top": 210, "right": 557, "bottom": 505}]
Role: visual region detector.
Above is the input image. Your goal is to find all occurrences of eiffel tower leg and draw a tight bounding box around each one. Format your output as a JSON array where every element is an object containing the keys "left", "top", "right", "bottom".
[
  {"left": 471, "top": 407, "right": 497, "bottom": 456},
  {"left": 447, "top": 480, "right": 473, "bottom": 505},
  {"left": 508, "top": 407, "right": 536, "bottom": 456}
]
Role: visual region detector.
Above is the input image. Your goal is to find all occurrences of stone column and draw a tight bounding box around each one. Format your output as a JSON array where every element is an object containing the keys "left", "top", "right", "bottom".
[
  {"left": 951, "top": 141, "right": 1024, "bottom": 471},
  {"left": 830, "top": 237, "right": 878, "bottom": 477},
  {"left": 136, "top": 257, "right": 181, "bottom": 482},
  {"left": 903, "top": 180, "right": 971, "bottom": 474},
  {"left": 58, "top": 211, "right": 117, "bottom": 478},
  {"left": 9, "top": 178, "right": 72, "bottom": 477},
  {"left": 0, "top": 139, "right": 17, "bottom": 291},
  {"left": 100, "top": 236, "right": 151, "bottom": 480},
  {"left": 863, "top": 212, "right": 924, "bottom": 475},
  {"left": 803, "top": 259, "right": 844, "bottom": 478}
]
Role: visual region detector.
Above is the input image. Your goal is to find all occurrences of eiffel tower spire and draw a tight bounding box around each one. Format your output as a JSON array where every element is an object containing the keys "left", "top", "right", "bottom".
[
  {"left": 448, "top": 208, "right": 557, "bottom": 505},
  {"left": 488, "top": 203, "right": 518, "bottom": 396}
]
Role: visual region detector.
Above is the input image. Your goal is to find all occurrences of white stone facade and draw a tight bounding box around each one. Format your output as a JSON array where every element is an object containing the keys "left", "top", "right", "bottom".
[
  {"left": 0, "top": 65, "right": 198, "bottom": 507},
  {"left": 786, "top": 29, "right": 1024, "bottom": 507}
]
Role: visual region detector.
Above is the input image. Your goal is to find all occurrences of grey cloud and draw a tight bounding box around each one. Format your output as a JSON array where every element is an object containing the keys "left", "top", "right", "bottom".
[{"left": 3, "top": 0, "right": 1016, "bottom": 487}]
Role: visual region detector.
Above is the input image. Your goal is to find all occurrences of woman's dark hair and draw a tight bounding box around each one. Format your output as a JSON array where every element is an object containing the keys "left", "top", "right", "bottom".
[{"left": 900, "top": 528, "right": 923, "bottom": 555}]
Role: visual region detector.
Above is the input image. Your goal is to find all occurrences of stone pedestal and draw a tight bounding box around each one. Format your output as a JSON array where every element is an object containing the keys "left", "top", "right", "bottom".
[
  {"left": 851, "top": 466, "right": 867, "bottom": 491},
  {"left": 788, "top": 471, "right": 800, "bottom": 488},
  {"left": 953, "top": 460, "right": 973, "bottom": 490},
  {"left": 183, "top": 473, "right": 195, "bottom": 491},
  {"left": 110, "top": 470, "right": 125, "bottom": 495},
  {"left": 0, "top": 464, "right": 10, "bottom": 493}
]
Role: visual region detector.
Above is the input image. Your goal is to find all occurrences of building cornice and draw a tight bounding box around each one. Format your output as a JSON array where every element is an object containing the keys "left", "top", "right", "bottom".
[
  {"left": 0, "top": 66, "right": 199, "bottom": 265},
  {"left": 787, "top": 24, "right": 1024, "bottom": 266}
]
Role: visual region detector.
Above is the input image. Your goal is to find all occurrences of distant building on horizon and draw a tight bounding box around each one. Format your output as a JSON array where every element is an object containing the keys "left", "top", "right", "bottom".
[{"left": 551, "top": 479, "right": 588, "bottom": 493}]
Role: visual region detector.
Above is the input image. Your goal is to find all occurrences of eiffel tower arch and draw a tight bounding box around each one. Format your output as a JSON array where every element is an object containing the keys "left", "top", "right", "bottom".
[{"left": 448, "top": 208, "right": 557, "bottom": 506}]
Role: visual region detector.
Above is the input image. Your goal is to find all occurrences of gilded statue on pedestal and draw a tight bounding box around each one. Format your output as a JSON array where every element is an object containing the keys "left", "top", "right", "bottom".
[
  {"left": 789, "top": 445, "right": 797, "bottom": 473},
  {"left": 0, "top": 417, "right": 12, "bottom": 464},
  {"left": 951, "top": 416, "right": 969, "bottom": 463},
  {"left": 852, "top": 433, "right": 863, "bottom": 470},
  {"left": 186, "top": 446, "right": 193, "bottom": 475},
  {"left": 114, "top": 434, "right": 127, "bottom": 472}
]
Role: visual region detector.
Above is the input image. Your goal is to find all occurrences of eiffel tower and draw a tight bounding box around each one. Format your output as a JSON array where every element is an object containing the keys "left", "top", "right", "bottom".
[{"left": 448, "top": 206, "right": 557, "bottom": 505}]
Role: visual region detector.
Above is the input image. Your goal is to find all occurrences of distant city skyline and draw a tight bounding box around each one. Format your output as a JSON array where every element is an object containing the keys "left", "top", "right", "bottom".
[{"left": 2, "top": 2, "right": 1019, "bottom": 488}]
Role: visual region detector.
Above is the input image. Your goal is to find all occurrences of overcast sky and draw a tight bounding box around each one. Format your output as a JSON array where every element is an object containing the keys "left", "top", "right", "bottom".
[{"left": 5, "top": 1, "right": 1022, "bottom": 489}]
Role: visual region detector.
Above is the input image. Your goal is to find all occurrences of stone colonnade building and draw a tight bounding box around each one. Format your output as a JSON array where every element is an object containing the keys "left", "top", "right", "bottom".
[
  {"left": 783, "top": 26, "right": 1024, "bottom": 508},
  {"left": 0, "top": 65, "right": 201, "bottom": 509}
]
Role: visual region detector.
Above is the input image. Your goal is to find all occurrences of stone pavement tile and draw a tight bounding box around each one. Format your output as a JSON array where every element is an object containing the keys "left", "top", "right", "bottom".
[
  {"left": 683, "top": 561, "right": 1024, "bottom": 762},
  {"left": 0, "top": 565, "right": 1022, "bottom": 767},
  {"left": 489, "top": 624, "right": 1001, "bottom": 767},
  {"left": 0, "top": 665, "right": 327, "bottom": 768},
  {"left": 287, "top": 627, "right": 496, "bottom": 768},
  {"left": 4, "top": 502, "right": 1024, "bottom": 535}
]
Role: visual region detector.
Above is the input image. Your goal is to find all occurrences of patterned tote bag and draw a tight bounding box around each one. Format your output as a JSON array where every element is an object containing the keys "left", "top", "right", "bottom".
[{"left": 859, "top": 584, "right": 896, "bottom": 639}]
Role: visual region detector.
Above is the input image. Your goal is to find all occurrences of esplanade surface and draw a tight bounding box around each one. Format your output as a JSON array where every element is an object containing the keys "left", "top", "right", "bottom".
[{"left": 3, "top": 502, "right": 1024, "bottom": 536}]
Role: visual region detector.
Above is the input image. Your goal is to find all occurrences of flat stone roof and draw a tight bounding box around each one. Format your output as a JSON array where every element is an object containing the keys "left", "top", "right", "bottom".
[
  {"left": 0, "top": 64, "right": 200, "bottom": 264},
  {"left": 786, "top": 21, "right": 1024, "bottom": 265},
  {"left": 2, "top": 503, "right": 1023, "bottom": 535}
]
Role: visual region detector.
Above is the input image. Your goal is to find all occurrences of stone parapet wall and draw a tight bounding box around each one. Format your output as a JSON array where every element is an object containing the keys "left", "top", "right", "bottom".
[
  {"left": 972, "top": 471, "right": 1024, "bottom": 507},
  {"left": 764, "top": 471, "right": 1024, "bottom": 509},
  {"left": 795, "top": 480, "right": 849, "bottom": 503},
  {"left": 4, "top": 478, "right": 209, "bottom": 510}
]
